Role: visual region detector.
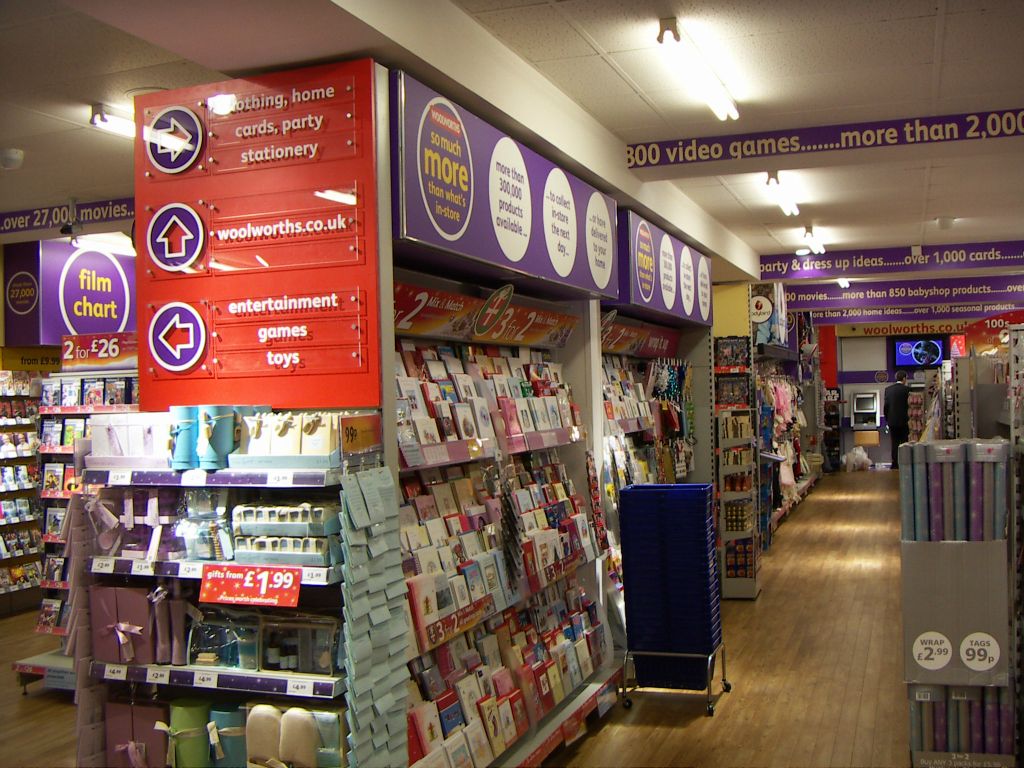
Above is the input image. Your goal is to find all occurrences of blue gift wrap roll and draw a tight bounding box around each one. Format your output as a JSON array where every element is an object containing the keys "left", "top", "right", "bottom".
[{"left": 170, "top": 405, "right": 199, "bottom": 470}]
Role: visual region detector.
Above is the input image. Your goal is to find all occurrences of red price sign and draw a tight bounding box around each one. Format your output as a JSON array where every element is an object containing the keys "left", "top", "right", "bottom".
[
  {"left": 61, "top": 332, "right": 138, "bottom": 372},
  {"left": 199, "top": 564, "right": 302, "bottom": 608}
]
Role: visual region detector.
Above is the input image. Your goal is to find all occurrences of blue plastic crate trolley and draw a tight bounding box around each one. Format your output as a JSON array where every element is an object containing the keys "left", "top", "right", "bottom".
[{"left": 618, "top": 484, "right": 731, "bottom": 716}]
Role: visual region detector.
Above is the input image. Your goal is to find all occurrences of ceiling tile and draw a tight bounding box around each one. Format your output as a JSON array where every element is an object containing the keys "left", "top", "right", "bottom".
[
  {"left": 473, "top": 4, "right": 596, "bottom": 61},
  {"left": 0, "top": 0, "right": 70, "bottom": 28},
  {"left": 0, "top": 102, "right": 79, "bottom": 143}
]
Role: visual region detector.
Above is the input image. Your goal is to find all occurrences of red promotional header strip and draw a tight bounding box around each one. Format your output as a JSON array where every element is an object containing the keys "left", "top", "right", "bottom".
[
  {"left": 394, "top": 282, "right": 577, "bottom": 349},
  {"left": 601, "top": 320, "right": 681, "bottom": 357},
  {"left": 61, "top": 332, "right": 138, "bottom": 372}
]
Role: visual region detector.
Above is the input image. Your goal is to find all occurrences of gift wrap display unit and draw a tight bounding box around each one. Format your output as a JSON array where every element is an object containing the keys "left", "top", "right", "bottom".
[{"left": 71, "top": 404, "right": 405, "bottom": 768}]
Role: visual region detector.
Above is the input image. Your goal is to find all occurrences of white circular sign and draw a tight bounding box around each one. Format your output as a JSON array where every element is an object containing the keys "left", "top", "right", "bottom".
[
  {"left": 659, "top": 235, "right": 676, "bottom": 310},
  {"left": 697, "top": 255, "right": 711, "bottom": 321},
  {"left": 750, "top": 295, "right": 774, "bottom": 323},
  {"left": 960, "top": 632, "right": 999, "bottom": 671},
  {"left": 912, "top": 631, "right": 952, "bottom": 671},
  {"left": 542, "top": 169, "right": 577, "bottom": 277},
  {"left": 488, "top": 137, "right": 531, "bottom": 263},
  {"left": 680, "top": 246, "right": 695, "bottom": 315},
  {"left": 585, "top": 192, "right": 613, "bottom": 289}
]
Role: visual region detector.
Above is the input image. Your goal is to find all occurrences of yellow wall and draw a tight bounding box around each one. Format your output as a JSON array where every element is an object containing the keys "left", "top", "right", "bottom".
[{"left": 712, "top": 284, "right": 751, "bottom": 337}]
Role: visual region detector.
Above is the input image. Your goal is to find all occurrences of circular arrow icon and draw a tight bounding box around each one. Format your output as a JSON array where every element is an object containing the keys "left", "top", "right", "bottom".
[
  {"left": 147, "top": 203, "right": 205, "bottom": 272},
  {"left": 148, "top": 302, "right": 207, "bottom": 372},
  {"left": 145, "top": 106, "right": 203, "bottom": 174}
]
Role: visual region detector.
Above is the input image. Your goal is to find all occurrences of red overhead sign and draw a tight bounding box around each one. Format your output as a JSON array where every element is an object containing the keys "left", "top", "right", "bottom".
[{"left": 134, "top": 60, "right": 382, "bottom": 409}]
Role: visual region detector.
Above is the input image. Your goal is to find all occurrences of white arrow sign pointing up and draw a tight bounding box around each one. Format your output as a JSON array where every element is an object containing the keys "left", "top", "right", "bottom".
[{"left": 156, "top": 214, "right": 194, "bottom": 260}]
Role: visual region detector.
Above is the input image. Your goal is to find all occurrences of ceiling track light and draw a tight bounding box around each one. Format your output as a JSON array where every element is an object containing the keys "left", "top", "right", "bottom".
[
  {"left": 837, "top": 278, "right": 851, "bottom": 289},
  {"left": 765, "top": 172, "right": 799, "bottom": 216},
  {"left": 90, "top": 103, "right": 135, "bottom": 139},
  {"left": 657, "top": 17, "right": 738, "bottom": 121},
  {"left": 801, "top": 226, "right": 826, "bottom": 255}
]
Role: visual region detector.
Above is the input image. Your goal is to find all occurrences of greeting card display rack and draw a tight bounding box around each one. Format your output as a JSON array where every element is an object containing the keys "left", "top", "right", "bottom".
[
  {"left": 1007, "top": 324, "right": 1024, "bottom": 762},
  {"left": 0, "top": 369, "right": 45, "bottom": 618},
  {"left": 390, "top": 269, "right": 624, "bottom": 768},
  {"left": 618, "top": 483, "right": 730, "bottom": 716}
]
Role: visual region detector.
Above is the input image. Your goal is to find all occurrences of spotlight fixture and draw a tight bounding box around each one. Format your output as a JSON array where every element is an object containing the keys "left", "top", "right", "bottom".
[
  {"left": 657, "top": 17, "right": 738, "bottom": 121},
  {"left": 801, "top": 226, "right": 826, "bottom": 255},
  {"left": 765, "top": 172, "right": 799, "bottom": 216},
  {"left": 837, "top": 278, "right": 851, "bottom": 289}
]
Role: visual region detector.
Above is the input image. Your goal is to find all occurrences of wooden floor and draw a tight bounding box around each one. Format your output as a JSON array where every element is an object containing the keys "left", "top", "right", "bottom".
[
  {"left": 551, "top": 470, "right": 909, "bottom": 768},
  {"left": 0, "top": 471, "right": 907, "bottom": 767},
  {"left": 0, "top": 609, "right": 76, "bottom": 767}
]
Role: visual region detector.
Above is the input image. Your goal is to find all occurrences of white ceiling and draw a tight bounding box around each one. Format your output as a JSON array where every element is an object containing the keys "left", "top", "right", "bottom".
[
  {"left": 2, "top": 0, "right": 1023, "bottom": 271},
  {"left": 0, "top": 0, "right": 223, "bottom": 215},
  {"left": 454, "top": 0, "right": 1024, "bottom": 258}
]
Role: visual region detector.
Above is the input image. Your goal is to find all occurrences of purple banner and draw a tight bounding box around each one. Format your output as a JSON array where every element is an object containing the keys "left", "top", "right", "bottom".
[
  {"left": 762, "top": 240, "right": 1024, "bottom": 281},
  {"left": 0, "top": 198, "right": 133, "bottom": 236},
  {"left": 393, "top": 71, "right": 617, "bottom": 298},
  {"left": 627, "top": 107, "right": 1024, "bottom": 169},
  {"left": 811, "top": 302, "right": 1023, "bottom": 325},
  {"left": 786, "top": 274, "right": 1024, "bottom": 312},
  {"left": 607, "top": 211, "right": 712, "bottom": 326},
  {"left": 4, "top": 240, "right": 136, "bottom": 345}
]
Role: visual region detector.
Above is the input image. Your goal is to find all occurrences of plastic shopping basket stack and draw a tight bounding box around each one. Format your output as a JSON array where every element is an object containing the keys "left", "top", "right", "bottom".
[{"left": 618, "top": 483, "right": 730, "bottom": 715}]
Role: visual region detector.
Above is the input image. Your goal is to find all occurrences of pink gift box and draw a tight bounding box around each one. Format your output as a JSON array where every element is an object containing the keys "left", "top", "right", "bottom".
[
  {"left": 90, "top": 585, "right": 155, "bottom": 665},
  {"left": 105, "top": 701, "right": 169, "bottom": 768}
]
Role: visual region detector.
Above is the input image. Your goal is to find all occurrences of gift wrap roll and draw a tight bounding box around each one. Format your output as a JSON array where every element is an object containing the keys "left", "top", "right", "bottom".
[
  {"left": 957, "top": 699, "right": 970, "bottom": 755},
  {"left": 908, "top": 700, "right": 923, "bottom": 752},
  {"left": 945, "top": 693, "right": 959, "bottom": 752},
  {"left": 912, "top": 445, "right": 929, "bottom": 541},
  {"left": 170, "top": 698, "right": 212, "bottom": 768},
  {"left": 999, "top": 687, "right": 1013, "bottom": 755},
  {"left": 932, "top": 700, "right": 947, "bottom": 752},
  {"left": 210, "top": 707, "right": 246, "bottom": 768},
  {"left": 898, "top": 444, "right": 915, "bottom": 540},
  {"left": 984, "top": 686, "right": 999, "bottom": 755}
]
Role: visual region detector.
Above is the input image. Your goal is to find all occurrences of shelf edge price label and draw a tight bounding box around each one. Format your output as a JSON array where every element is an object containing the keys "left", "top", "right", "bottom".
[
  {"left": 199, "top": 563, "right": 302, "bottom": 608},
  {"left": 131, "top": 560, "right": 155, "bottom": 576},
  {"left": 108, "top": 470, "right": 132, "bottom": 486},
  {"left": 912, "top": 631, "right": 952, "bottom": 671},
  {"left": 194, "top": 670, "right": 219, "bottom": 688},
  {"left": 146, "top": 667, "right": 170, "bottom": 684},
  {"left": 106, "top": 664, "right": 128, "bottom": 680},
  {"left": 92, "top": 557, "right": 115, "bottom": 574},
  {"left": 267, "top": 470, "right": 293, "bottom": 487},
  {"left": 287, "top": 678, "right": 315, "bottom": 697},
  {"left": 960, "top": 632, "right": 999, "bottom": 672},
  {"left": 178, "top": 562, "right": 205, "bottom": 579}
]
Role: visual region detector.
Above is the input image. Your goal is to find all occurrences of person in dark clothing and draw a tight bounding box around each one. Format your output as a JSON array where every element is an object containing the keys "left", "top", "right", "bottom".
[{"left": 884, "top": 370, "right": 911, "bottom": 469}]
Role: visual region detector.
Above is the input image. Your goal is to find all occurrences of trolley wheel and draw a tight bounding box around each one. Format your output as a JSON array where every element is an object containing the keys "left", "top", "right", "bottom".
[
  {"left": 706, "top": 704, "right": 715, "bottom": 716},
  {"left": 722, "top": 680, "right": 732, "bottom": 693},
  {"left": 622, "top": 698, "right": 633, "bottom": 709}
]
